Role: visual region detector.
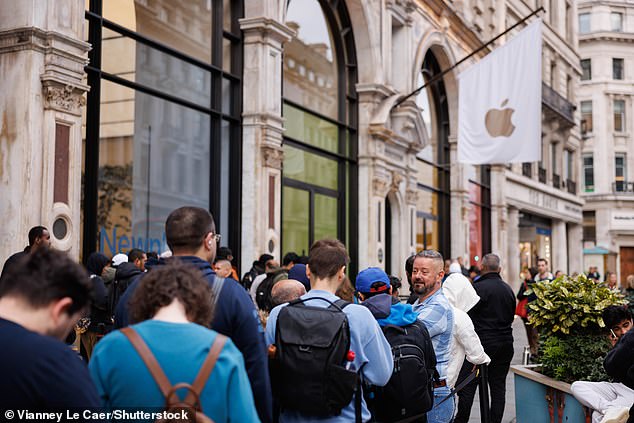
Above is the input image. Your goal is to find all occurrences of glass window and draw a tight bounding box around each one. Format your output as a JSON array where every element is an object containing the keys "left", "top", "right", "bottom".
[
  {"left": 579, "top": 13, "right": 591, "bottom": 34},
  {"left": 582, "top": 211, "right": 596, "bottom": 242},
  {"left": 101, "top": 28, "right": 212, "bottom": 108},
  {"left": 613, "top": 58, "right": 624, "bottom": 80},
  {"left": 282, "top": 187, "right": 310, "bottom": 255},
  {"left": 583, "top": 155, "right": 594, "bottom": 192},
  {"left": 283, "top": 103, "right": 338, "bottom": 153},
  {"left": 102, "top": 0, "right": 213, "bottom": 63},
  {"left": 615, "top": 154, "right": 627, "bottom": 191},
  {"left": 281, "top": 0, "right": 357, "bottom": 261},
  {"left": 611, "top": 12, "right": 623, "bottom": 32},
  {"left": 614, "top": 100, "right": 625, "bottom": 132},
  {"left": 284, "top": 0, "right": 338, "bottom": 121},
  {"left": 581, "top": 101, "right": 593, "bottom": 134},
  {"left": 283, "top": 145, "right": 338, "bottom": 190},
  {"left": 565, "top": 150, "right": 574, "bottom": 181},
  {"left": 84, "top": 0, "right": 244, "bottom": 261},
  {"left": 97, "top": 80, "right": 210, "bottom": 257},
  {"left": 581, "top": 59, "right": 591, "bottom": 81},
  {"left": 551, "top": 143, "right": 558, "bottom": 175}
]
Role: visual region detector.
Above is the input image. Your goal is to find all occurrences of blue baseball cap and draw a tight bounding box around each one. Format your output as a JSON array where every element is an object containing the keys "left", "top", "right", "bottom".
[{"left": 355, "top": 267, "right": 390, "bottom": 294}]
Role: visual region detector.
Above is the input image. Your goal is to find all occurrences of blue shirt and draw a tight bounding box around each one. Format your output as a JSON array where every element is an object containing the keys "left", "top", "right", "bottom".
[
  {"left": 412, "top": 289, "right": 454, "bottom": 381},
  {"left": 89, "top": 320, "right": 260, "bottom": 423},
  {"left": 266, "top": 290, "right": 393, "bottom": 423}
]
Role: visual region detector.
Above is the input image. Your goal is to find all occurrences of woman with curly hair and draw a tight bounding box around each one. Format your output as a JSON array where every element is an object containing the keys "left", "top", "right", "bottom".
[{"left": 88, "top": 261, "right": 259, "bottom": 422}]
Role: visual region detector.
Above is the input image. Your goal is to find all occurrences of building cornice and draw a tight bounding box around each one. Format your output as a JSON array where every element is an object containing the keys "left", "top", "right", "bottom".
[{"left": 579, "top": 32, "right": 634, "bottom": 44}]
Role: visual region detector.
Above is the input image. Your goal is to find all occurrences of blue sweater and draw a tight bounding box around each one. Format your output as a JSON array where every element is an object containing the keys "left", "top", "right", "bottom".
[
  {"left": 89, "top": 321, "right": 260, "bottom": 422},
  {"left": 266, "top": 290, "right": 393, "bottom": 423},
  {"left": 114, "top": 256, "right": 272, "bottom": 423}
]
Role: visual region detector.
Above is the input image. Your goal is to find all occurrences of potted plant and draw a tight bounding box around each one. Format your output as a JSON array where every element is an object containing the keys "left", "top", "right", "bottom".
[{"left": 511, "top": 274, "right": 625, "bottom": 423}]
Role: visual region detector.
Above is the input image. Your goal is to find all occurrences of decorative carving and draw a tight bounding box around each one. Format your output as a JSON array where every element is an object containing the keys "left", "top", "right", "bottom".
[
  {"left": 391, "top": 171, "right": 404, "bottom": 189},
  {"left": 262, "top": 145, "right": 284, "bottom": 169},
  {"left": 406, "top": 189, "right": 419, "bottom": 205},
  {"left": 373, "top": 177, "right": 389, "bottom": 197},
  {"left": 43, "top": 84, "right": 86, "bottom": 114}
]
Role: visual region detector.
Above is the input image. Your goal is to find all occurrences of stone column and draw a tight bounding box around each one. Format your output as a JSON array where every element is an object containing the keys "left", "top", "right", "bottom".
[
  {"left": 0, "top": 0, "right": 89, "bottom": 261},
  {"left": 507, "top": 207, "right": 521, "bottom": 292},
  {"left": 567, "top": 223, "right": 583, "bottom": 274},
  {"left": 490, "top": 165, "right": 509, "bottom": 280},
  {"left": 449, "top": 136, "right": 469, "bottom": 262},
  {"left": 552, "top": 219, "right": 568, "bottom": 273},
  {"left": 239, "top": 16, "right": 294, "bottom": 272}
]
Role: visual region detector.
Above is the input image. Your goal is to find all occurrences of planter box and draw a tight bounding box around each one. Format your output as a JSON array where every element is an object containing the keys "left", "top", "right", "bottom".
[{"left": 511, "top": 365, "right": 591, "bottom": 423}]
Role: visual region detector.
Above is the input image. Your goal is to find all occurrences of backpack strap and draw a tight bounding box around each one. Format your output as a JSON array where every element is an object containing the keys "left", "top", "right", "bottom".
[
  {"left": 183, "top": 334, "right": 228, "bottom": 406},
  {"left": 121, "top": 327, "right": 172, "bottom": 398},
  {"left": 331, "top": 299, "right": 350, "bottom": 311},
  {"left": 211, "top": 277, "right": 225, "bottom": 310}
]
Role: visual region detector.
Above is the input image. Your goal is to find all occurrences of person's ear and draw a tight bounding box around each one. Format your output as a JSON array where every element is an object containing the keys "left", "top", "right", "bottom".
[
  {"left": 306, "top": 265, "right": 312, "bottom": 279},
  {"left": 50, "top": 297, "right": 73, "bottom": 323},
  {"left": 338, "top": 266, "right": 346, "bottom": 281},
  {"left": 357, "top": 292, "right": 365, "bottom": 302}
]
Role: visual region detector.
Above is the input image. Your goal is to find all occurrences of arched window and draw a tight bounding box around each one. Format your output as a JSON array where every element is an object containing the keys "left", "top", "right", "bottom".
[
  {"left": 415, "top": 50, "right": 451, "bottom": 257},
  {"left": 281, "top": 0, "right": 358, "bottom": 263}
]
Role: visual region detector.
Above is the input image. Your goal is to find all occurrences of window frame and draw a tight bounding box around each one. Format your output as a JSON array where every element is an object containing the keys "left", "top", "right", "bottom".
[
  {"left": 583, "top": 154, "right": 594, "bottom": 192},
  {"left": 579, "top": 13, "right": 591, "bottom": 34},
  {"left": 82, "top": 0, "right": 245, "bottom": 262},
  {"left": 581, "top": 59, "right": 591, "bottom": 81},
  {"left": 613, "top": 58, "right": 624, "bottom": 80},
  {"left": 614, "top": 99, "right": 625, "bottom": 132}
]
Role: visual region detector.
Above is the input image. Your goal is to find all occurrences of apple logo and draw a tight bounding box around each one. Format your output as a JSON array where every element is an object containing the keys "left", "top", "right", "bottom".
[{"left": 485, "top": 99, "right": 516, "bottom": 138}]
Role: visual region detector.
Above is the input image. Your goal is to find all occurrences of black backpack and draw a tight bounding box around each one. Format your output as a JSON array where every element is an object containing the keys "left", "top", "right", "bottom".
[
  {"left": 255, "top": 269, "right": 288, "bottom": 312},
  {"left": 368, "top": 320, "right": 436, "bottom": 422},
  {"left": 271, "top": 297, "right": 358, "bottom": 418}
]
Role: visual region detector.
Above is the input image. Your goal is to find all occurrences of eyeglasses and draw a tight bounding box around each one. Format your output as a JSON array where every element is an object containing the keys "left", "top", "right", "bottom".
[{"left": 212, "top": 233, "right": 222, "bottom": 243}]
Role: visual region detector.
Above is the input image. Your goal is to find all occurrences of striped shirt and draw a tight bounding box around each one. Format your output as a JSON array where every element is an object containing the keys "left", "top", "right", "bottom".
[{"left": 412, "top": 289, "right": 454, "bottom": 382}]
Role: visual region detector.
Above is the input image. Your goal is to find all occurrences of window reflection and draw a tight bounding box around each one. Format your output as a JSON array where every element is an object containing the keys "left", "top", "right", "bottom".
[
  {"left": 284, "top": 0, "right": 338, "bottom": 120},
  {"left": 103, "top": 0, "right": 212, "bottom": 63},
  {"left": 97, "top": 80, "right": 210, "bottom": 257}
]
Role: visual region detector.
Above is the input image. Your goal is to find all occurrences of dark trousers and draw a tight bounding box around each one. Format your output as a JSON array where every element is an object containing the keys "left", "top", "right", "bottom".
[{"left": 454, "top": 342, "right": 514, "bottom": 423}]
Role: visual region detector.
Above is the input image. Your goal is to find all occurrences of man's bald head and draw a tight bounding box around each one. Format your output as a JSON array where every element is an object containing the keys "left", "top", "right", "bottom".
[{"left": 271, "top": 279, "right": 306, "bottom": 308}]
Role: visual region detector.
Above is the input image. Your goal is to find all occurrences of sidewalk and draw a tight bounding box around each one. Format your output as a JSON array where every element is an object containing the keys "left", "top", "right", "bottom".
[{"left": 466, "top": 315, "right": 528, "bottom": 423}]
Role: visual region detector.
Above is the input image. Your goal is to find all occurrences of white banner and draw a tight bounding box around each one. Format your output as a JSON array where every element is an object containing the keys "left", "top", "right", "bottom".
[{"left": 458, "top": 20, "right": 542, "bottom": 164}]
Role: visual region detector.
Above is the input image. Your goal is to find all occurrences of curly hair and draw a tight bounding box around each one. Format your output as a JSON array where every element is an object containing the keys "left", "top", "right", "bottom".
[{"left": 129, "top": 261, "right": 213, "bottom": 327}]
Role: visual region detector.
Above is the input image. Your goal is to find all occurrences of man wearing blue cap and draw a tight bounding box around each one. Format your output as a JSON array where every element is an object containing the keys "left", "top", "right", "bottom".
[{"left": 357, "top": 267, "right": 437, "bottom": 422}]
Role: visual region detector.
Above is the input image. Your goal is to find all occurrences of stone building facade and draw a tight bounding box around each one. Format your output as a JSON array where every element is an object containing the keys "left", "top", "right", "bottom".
[
  {"left": 578, "top": 0, "right": 634, "bottom": 286},
  {"left": 0, "top": 0, "right": 585, "bottom": 293}
]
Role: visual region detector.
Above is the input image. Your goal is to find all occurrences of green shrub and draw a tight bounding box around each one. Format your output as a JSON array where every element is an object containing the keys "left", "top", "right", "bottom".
[
  {"left": 539, "top": 334, "right": 612, "bottom": 383},
  {"left": 528, "top": 274, "right": 625, "bottom": 336},
  {"left": 526, "top": 273, "right": 625, "bottom": 383}
]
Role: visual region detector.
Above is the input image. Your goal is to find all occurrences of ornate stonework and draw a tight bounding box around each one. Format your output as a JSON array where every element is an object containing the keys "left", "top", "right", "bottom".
[
  {"left": 406, "top": 189, "right": 419, "bottom": 205},
  {"left": 373, "top": 176, "right": 390, "bottom": 197},
  {"left": 42, "top": 84, "right": 86, "bottom": 115},
  {"left": 262, "top": 145, "right": 284, "bottom": 169},
  {"left": 391, "top": 171, "right": 404, "bottom": 190}
]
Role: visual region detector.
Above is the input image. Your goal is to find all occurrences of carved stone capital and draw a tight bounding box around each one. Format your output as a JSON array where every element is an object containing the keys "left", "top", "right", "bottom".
[
  {"left": 42, "top": 82, "right": 87, "bottom": 116},
  {"left": 391, "top": 171, "right": 404, "bottom": 190},
  {"left": 406, "top": 189, "right": 419, "bottom": 205},
  {"left": 262, "top": 145, "right": 284, "bottom": 169},
  {"left": 373, "top": 177, "right": 390, "bottom": 197}
]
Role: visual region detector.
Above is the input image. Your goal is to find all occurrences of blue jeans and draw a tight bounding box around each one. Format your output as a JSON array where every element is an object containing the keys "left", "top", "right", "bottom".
[{"left": 427, "top": 386, "right": 455, "bottom": 423}]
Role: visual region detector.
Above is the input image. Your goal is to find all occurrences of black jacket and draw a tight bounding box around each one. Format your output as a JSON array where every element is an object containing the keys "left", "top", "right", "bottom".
[
  {"left": 604, "top": 329, "right": 634, "bottom": 389},
  {"left": 110, "top": 262, "right": 143, "bottom": 315},
  {"left": 469, "top": 272, "right": 516, "bottom": 345}
]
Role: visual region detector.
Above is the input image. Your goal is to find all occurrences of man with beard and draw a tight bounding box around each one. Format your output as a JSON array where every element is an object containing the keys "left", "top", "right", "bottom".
[{"left": 411, "top": 250, "right": 454, "bottom": 423}]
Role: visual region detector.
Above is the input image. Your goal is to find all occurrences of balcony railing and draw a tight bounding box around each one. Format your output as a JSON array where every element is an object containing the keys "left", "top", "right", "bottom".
[
  {"left": 613, "top": 181, "right": 634, "bottom": 193},
  {"left": 522, "top": 163, "right": 532, "bottom": 178},
  {"left": 566, "top": 179, "right": 576, "bottom": 194},
  {"left": 538, "top": 167, "right": 547, "bottom": 183},
  {"left": 553, "top": 173, "right": 561, "bottom": 189},
  {"left": 542, "top": 83, "right": 575, "bottom": 126}
]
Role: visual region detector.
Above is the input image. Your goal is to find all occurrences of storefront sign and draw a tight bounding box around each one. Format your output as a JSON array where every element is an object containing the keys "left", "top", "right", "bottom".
[
  {"left": 100, "top": 227, "right": 167, "bottom": 257},
  {"left": 508, "top": 177, "right": 583, "bottom": 222},
  {"left": 611, "top": 212, "right": 634, "bottom": 230}
]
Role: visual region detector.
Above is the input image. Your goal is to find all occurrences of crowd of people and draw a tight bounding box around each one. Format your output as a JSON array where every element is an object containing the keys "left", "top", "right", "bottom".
[{"left": 0, "top": 207, "right": 633, "bottom": 423}]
